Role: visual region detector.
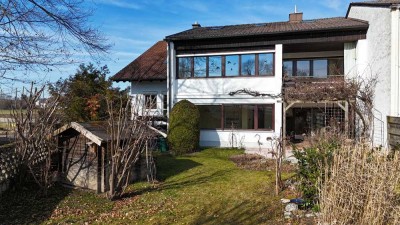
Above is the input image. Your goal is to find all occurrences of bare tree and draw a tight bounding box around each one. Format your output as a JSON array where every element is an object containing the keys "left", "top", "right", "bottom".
[
  {"left": 0, "top": 0, "right": 110, "bottom": 81},
  {"left": 106, "top": 95, "right": 157, "bottom": 200},
  {"left": 12, "top": 84, "right": 61, "bottom": 193}
]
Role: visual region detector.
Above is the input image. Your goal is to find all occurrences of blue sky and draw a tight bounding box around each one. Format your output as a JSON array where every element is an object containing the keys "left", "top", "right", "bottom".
[{"left": 5, "top": 0, "right": 358, "bottom": 95}]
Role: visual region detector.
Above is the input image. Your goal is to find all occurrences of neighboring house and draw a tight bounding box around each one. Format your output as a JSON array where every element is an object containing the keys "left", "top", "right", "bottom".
[
  {"left": 112, "top": 41, "right": 168, "bottom": 120},
  {"left": 346, "top": 0, "right": 400, "bottom": 146},
  {"left": 165, "top": 12, "right": 368, "bottom": 150}
]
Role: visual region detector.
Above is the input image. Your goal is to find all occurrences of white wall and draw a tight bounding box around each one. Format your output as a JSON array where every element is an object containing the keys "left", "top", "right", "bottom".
[
  {"left": 170, "top": 45, "right": 283, "bottom": 151},
  {"left": 348, "top": 6, "right": 393, "bottom": 147},
  {"left": 131, "top": 81, "right": 167, "bottom": 117}
]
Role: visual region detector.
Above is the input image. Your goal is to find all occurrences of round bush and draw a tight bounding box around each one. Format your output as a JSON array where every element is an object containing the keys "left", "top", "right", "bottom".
[{"left": 167, "top": 100, "right": 200, "bottom": 155}]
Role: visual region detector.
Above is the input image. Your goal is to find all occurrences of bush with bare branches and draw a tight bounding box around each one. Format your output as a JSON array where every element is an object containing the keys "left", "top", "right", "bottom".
[
  {"left": 12, "top": 85, "right": 61, "bottom": 193},
  {"left": 106, "top": 95, "right": 157, "bottom": 200}
]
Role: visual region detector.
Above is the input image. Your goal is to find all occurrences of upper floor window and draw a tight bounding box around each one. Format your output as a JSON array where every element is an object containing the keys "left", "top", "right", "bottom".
[
  {"left": 259, "top": 53, "right": 274, "bottom": 76},
  {"left": 241, "top": 54, "right": 255, "bottom": 76},
  {"left": 283, "top": 57, "right": 344, "bottom": 78},
  {"left": 194, "top": 57, "right": 207, "bottom": 77},
  {"left": 177, "top": 52, "right": 274, "bottom": 78},
  {"left": 178, "top": 58, "right": 192, "bottom": 78},
  {"left": 209, "top": 56, "right": 222, "bottom": 77}
]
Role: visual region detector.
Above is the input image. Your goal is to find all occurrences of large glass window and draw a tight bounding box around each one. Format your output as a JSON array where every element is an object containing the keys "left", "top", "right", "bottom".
[
  {"left": 258, "top": 105, "right": 273, "bottom": 129},
  {"left": 296, "top": 60, "right": 310, "bottom": 76},
  {"left": 198, "top": 105, "right": 221, "bottom": 129},
  {"left": 224, "top": 105, "right": 255, "bottom": 129},
  {"left": 313, "top": 59, "right": 328, "bottom": 78},
  {"left": 178, "top": 57, "right": 192, "bottom": 78},
  {"left": 241, "top": 54, "right": 255, "bottom": 76},
  {"left": 209, "top": 56, "right": 222, "bottom": 77},
  {"left": 259, "top": 53, "right": 274, "bottom": 76},
  {"left": 284, "top": 57, "right": 344, "bottom": 77},
  {"left": 225, "top": 55, "right": 239, "bottom": 76},
  {"left": 196, "top": 104, "right": 274, "bottom": 130},
  {"left": 194, "top": 57, "right": 207, "bottom": 77},
  {"left": 177, "top": 52, "right": 275, "bottom": 78},
  {"left": 283, "top": 61, "right": 293, "bottom": 77},
  {"left": 328, "top": 58, "right": 344, "bottom": 75}
]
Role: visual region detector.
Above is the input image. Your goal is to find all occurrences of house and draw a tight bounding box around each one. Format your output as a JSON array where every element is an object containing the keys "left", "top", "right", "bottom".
[
  {"left": 54, "top": 122, "right": 155, "bottom": 193},
  {"left": 113, "top": 0, "right": 400, "bottom": 152},
  {"left": 346, "top": 0, "right": 400, "bottom": 146},
  {"left": 112, "top": 41, "right": 168, "bottom": 122},
  {"left": 164, "top": 12, "right": 368, "bottom": 151}
]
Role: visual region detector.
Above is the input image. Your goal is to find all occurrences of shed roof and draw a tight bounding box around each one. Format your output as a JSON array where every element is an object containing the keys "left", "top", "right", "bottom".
[
  {"left": 54, "top": 122, "right": 112, "bottom": 146},
  {"left": 55, "top": 121, "right": 165, "bottom": 146},
  {"left": 165, "top": 17, "right": 368, "bottom": 41},
  {"left": 112, "top": 41, "right": 167, "bottom": 82}
]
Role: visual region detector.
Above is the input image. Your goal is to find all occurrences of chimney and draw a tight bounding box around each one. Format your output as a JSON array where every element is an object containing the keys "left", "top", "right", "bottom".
[
  {"left": 289, "top": 5, "right": 303, "bottom": 23},
  {"left": 192, "top": 21, "right": 201, "bottom": 28}
]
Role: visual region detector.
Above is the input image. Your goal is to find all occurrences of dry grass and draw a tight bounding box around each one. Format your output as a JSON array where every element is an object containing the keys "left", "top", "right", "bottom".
[
  {"left": 319, "top": 143, "right": 400, "bottom": 224},
  {"left": 230, "top": 154, "right": 296, "bottom": 173}
]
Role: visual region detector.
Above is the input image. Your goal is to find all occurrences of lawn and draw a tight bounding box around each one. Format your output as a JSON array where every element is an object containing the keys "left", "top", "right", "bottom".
[{"left": 0, "top": 148, "right": 292, "bottom": 225}]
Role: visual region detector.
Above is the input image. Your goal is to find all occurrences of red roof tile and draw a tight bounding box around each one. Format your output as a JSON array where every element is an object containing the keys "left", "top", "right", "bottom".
[{"left": 112, "top": 41, "right": 167, "bottom": 82}]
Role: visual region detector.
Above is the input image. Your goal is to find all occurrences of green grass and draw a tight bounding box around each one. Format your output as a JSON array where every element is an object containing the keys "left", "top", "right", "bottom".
[{"left": 0, "top": 148, "right": 289, "bottom": 225}]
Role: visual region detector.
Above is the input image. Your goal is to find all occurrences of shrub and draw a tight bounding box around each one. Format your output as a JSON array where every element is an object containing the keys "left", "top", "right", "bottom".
[
  {"left": 319, "top": 143, "right": 400, "bottom": 224},
  {"left": 167, "top": 100, "right": 200, "bottom": 155},
  {"left": 293, "top": 132, "right": 341, "bottom": 208}
]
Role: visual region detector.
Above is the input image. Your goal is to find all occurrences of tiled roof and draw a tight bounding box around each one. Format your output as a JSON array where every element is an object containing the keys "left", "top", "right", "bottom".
[
  {"left": 112, "top": 41, "right": 167, "bottom": 82},
  {"left": 165, "top": 17, "right": 368, "bottom": 41}
]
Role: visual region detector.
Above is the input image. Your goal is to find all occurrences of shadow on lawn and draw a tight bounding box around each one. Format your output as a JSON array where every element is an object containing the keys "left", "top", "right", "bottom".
[
  {"left": 0, "top": 183, "right": 71, "bottom": 225},
  {"left": 156, "top": 153, "right": 202, "bottom": 181},
  {"left": 191, "top": 199, "right": 283, "bottom": 225}
]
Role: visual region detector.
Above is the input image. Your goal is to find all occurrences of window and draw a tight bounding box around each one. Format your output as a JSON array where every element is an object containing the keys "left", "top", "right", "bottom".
[
  {"left": 197, "top": 104, "right": 274, "bottom": 130},
  {"left": 283, "top": 61, "right": 293, "bottom": 77},
  {"left": 178, "top": 57, "right": 192, "bottom": 78},
  {"left": 225, "top": 55, "right": 239, "bottom": 76},
  {"left": 163, "top": 94, "right": 167, "bottom": 116},
  {"left": 198, "top": 105, "right": 221, "bottom": 129},
  {"left": 259, "top": 53, "right": 274, "bottom": 76},
  {"left": 194, "top": 57, "right": 207, "bottom": 77},
  {"left": 176, "top": 52, "right": 275, "bottom": 78},
  {"left": 144, "top": 94, "right": 157, "bottom": 109},
  {"left": 296, "top": 60, "right": 310, "bottom": 77},
  {"left": 209, "top": 56, "right": 222, "bottom": 77},
  {"left": 241, "top": 54, "right": 255, "bottom": 76},
  {"left": 257, "top": 105, "right": 273, "bottom": 129},
  {"left": 313, "top": 59, "right": 328, "bottom": 78},
  {"left": 224, "top": 105, "right": 255, "bottom": 129},
  {"left": 328, "top": 58, "right": 344, "bottom": 75},
  {"left": 283, "top": 57, "right": 344, "bottom": 78}
]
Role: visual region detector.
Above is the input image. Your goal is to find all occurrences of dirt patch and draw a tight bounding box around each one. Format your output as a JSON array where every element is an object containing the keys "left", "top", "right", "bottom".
[{"left": 230, "top": 154, "right": 296, "bottom": 173}]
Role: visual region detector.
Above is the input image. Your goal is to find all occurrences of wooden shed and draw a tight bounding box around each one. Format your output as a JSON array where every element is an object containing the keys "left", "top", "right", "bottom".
[{"left": 54, "top": 122, "right": 155, "bottom": 193}]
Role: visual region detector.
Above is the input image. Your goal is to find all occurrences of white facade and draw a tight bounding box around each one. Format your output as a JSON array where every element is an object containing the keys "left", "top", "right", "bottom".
[
  {"left": 131, "top": 81, "right": 167, "bottom": 117},
  {"left": 348, "top": 4, "right": 400, "bottom": 147},
  {"left": 168, "top": 44, "right": 283, "bottom": 150}
]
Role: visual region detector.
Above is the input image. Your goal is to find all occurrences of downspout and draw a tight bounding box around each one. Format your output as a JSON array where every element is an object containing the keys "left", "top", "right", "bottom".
[{"left": 167, "top": 41, "right": 172, "bottom": 130}]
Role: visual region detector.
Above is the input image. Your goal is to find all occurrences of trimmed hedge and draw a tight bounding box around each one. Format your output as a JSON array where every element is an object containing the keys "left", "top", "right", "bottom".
[{"left": 167, "top": 100, "right": 200, "bottom": 155}]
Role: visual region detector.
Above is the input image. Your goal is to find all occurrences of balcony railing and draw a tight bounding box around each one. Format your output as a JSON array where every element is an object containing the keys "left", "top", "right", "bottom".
[{"left": 283, "top": 75, "right": 349, "bottom": 102}]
